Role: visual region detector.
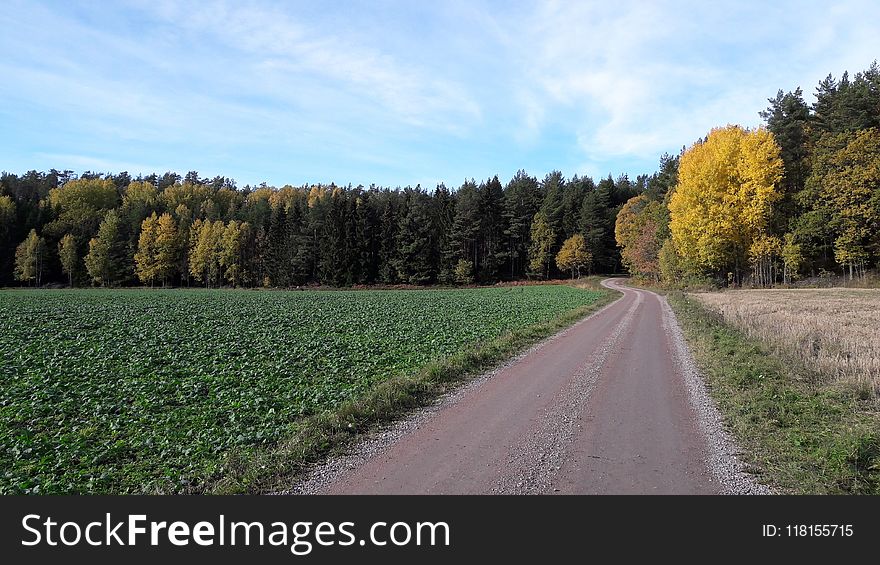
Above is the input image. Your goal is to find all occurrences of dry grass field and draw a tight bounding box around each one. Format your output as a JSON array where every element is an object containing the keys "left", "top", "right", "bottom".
[{"left": 692, "top": 289, "right": 880, "bottom": 396}]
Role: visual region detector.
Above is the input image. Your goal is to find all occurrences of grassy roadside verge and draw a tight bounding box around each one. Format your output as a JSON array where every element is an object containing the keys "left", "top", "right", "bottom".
[
  {"left": 212, "top": 277, "right": 621, "bottom": 494},
  {"left": 667, "top": 292, "right": 880, "bottom": 494}
]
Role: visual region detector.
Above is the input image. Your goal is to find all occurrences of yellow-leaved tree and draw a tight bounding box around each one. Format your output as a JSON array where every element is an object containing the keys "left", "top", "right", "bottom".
[
  {"left": 189, "top": 219, "right": 225, "bottom": 287},
  {"left": 219, "top": 220, "right": 250, "bottom": 287},
  {"left": 556, "top": 234, "right": 592, "bottom": 279},
  {"left": 154, "top": 212, "right": 179, "bottom": 286},
  {"left": 806, "top": 128, "right": 880, "bottom": 280},
  {"left": 134, "top": 213, "right": 159, "bottom": 286},
  {"left": 528, "top": 212, "right": 555, "bottom": 279},
  {"left": 668, "top": 125, "right": 783, "bottom": 282}
]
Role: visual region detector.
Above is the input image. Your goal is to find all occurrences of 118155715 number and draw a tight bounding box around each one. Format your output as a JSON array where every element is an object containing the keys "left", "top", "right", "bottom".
[{"left": 762, "top": 524, "right": 853, "bottom": 537}]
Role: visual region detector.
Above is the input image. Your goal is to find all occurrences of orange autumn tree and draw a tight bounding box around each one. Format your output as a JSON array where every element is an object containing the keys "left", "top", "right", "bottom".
[{"left": 615, "top": 194, "right": 666, "bottom": 281}]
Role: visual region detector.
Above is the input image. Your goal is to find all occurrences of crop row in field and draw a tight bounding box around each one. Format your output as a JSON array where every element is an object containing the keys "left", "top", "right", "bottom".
[{"left": 0, "top": 285, "right": 601, "bottom": 494}]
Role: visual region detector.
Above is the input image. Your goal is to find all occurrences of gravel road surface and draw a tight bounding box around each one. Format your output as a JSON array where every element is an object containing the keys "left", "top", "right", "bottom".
[{"left": 288, "top": 279, "right": 768, "bottom": 495}]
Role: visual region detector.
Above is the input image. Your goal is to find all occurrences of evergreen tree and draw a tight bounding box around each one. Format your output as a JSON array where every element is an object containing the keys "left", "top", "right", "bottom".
[
  {"left": 646, "top": 153, "right": 679, "bottom": 202},
  {"left": 539, "top": 170, "right": 565, "bottom": 238},
  {"left": 265, "top": 204, "right": 289, "bottom": 286},
  {"left": 0, "top": 195, "right": 18, "bottom": 284},
  {"left": 579, "top": 178, "right": 612, "bottom": 272},
  {"left": 445, "top": 180, "right": 480, "bottom": 276},
  {"left": 378, "top": 194, "right": 399, "bottom": 284},
  {"left": 395, "top": 187, "right": 435, "bottom": 284},
  {"left": 477, "top": 176, "right": 505, "bottom": 281},
  {"left": 319, "top": 189, "right": 348, "bottom": 286},
  {"left": 287, "top": 198, "right": 314, "bottom": 285},
  {"left": 562, "top": 175, "right": 593, "bottom": 240},
  {"left": 502, "top": 170, "right": 540, "bottom": 280},
  {"left": 761, "top": 88, "right": 811, "bottom": 230},
  {"left": 354, "top": 190, "right": 380, "bottom": 284},
  {"left": 432, "top": 184, "right": 455, "bottom": 283}
]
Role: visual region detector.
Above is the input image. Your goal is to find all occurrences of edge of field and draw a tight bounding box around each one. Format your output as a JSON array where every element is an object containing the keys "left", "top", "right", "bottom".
[
  {"left": 209, "top": 277, "right": 622, "bottom": 494},
  {"left": 666, "top": 291, "right": 880, "bottom": 494}
]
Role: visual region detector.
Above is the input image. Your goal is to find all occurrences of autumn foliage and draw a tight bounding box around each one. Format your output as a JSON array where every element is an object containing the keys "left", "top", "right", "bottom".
[
  {"left": 614, "top": 194, "right": 666, "bottom": 281},
  {"left": 555, "top": 234, "right": 592, "bottom": 278},
  {"left": 669, "top": 125, "right": 783, "bottom": 280}
]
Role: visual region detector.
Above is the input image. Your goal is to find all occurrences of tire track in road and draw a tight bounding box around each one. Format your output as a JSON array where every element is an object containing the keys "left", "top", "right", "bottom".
[{"left": 492, "top": 283, "right": 642, "bottom": 494}]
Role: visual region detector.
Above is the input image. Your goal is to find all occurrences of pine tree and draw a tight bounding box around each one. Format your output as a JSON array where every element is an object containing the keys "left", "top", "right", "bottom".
[
  {"left": 265, "top": 204, "right": 289, "bottom": 286},
  {"left": 395, "top": 187, "right": 435, "bottom": 285},
  {"left": 0, "top": 195, "right": 16, "bottom": 284},
  {"left": 812, "top": 73, "right": 838, "bottom": 134},
  {"left": 287, "top": 198, "right": 313, "bottom": 285},
  {"left": 579, "top": 182, "right": 611, "bottom": 272},
  {"left": 476, "top": 176, "right": 505, "bottom": 282},
  {"left": 445, "top": 180, "right": 480, "bottom": 276},
  {"left": 760, "top": 88, "right": 811, "bottom": 231},
  {"left": 539, "top": 171, "right": 565, "bottom": 239},
  {"left": 431, "top": 183, "right": 455, "bottom": 282},
  {"left": 561, "top": 175, "right": 591, "bottom": 240},
  {"left": 319, "top": 189, "right": 348, "bottom": 286},
  {"left": 378, "top": 194, "right": 399, "bottom": 284},
  {"left": 502, "top": 171, "right": 540, "bottom": 280},
  {"left": 354, "top": 191, "right": 380, "bottom": 284}
]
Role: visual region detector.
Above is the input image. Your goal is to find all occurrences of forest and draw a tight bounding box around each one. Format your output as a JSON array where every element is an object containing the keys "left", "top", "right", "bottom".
[
  {"left": 617, "top": 62, "right": 880, "bottom": 286},
  {"left": 2, "top": 63, "right": 878, "bottom": 289},
  {"left": 0, "top": 166, "right": 657, "bottom": 288}
]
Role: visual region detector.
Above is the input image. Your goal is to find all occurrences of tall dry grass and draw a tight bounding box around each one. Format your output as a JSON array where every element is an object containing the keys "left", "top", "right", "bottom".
[{"left": 692, "top": 289, "right": 880, "bottom": 396}]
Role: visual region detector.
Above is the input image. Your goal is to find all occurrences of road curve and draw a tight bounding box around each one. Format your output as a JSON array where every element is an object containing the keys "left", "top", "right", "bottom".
[{"left": 314, "top": 279, "right": 720, "bottom": 494}]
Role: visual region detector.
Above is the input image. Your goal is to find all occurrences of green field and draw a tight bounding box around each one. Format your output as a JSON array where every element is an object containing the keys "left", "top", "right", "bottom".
[{"left": 0, "top": 285, "right": 601, "bottom": 494}]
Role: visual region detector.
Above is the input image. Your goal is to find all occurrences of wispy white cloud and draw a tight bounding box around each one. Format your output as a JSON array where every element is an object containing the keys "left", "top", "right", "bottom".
[
  {"left": 34, "top": 153, "right": 161, "bottom": 176},
  {"left": 503, "top": 0, "right": 880, "bottom": 169},
  {"left": 1, "top": 1, "right": 879, "bottom": 186},
  {"left": 129, "top": 0, "right": 481, "bottom": 131}
]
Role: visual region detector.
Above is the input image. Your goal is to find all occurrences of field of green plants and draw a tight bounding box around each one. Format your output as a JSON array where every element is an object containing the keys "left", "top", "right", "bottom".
[{"left": 0, "top": 285, "right": 600, "bottom": 494}]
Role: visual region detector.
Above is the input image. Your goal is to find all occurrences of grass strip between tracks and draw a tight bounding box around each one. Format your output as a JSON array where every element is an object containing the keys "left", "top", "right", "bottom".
[
  {"left": 213, "top": 278, "right": 621, "bottom": 494},
  {"left": 667, "top": 291, "right": 880, "bottom": 494}
]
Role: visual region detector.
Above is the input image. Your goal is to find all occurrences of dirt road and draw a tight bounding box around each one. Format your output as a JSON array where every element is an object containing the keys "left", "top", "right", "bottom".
[{"left": 306, "top": 280, "right": 755, "bottom": 495}]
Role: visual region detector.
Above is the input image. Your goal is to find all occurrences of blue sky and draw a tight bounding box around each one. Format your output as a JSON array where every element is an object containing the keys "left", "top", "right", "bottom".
[{"left": 1, "top": 1, "right": 879, "bottom": 188}]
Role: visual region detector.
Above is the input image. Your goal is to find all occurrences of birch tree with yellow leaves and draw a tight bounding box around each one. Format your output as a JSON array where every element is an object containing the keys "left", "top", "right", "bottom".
[{"left": 668, "top": 125, "right": 783, "bottom": 283}]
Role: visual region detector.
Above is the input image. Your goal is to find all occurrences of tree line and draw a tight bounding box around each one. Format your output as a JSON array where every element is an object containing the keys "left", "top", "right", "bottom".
[
  {"left": 0, "top": 168, "right": 652, "bottom": 288},
  {"left": 616, "top": 62, "right": 880, "bottom": 285}
]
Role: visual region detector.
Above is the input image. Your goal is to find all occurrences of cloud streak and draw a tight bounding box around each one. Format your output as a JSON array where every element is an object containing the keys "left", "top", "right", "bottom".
[{"left": 1, "top": 1, "right": 879, "bottom": 186}]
